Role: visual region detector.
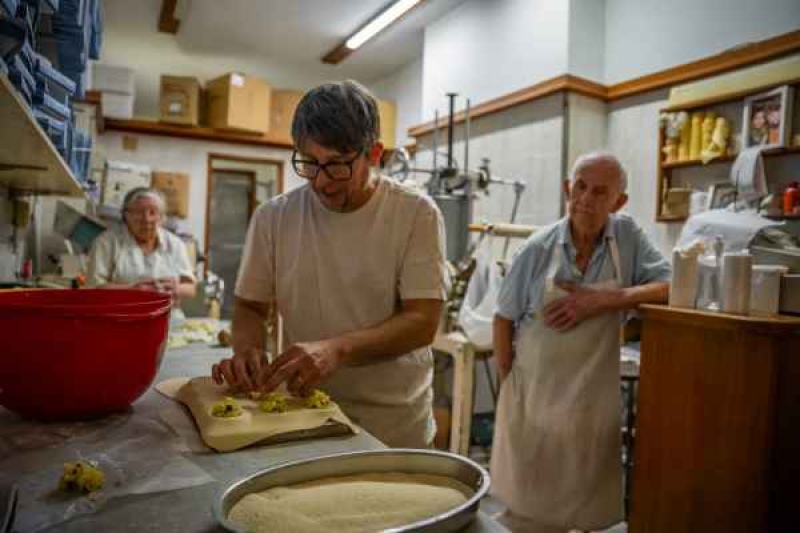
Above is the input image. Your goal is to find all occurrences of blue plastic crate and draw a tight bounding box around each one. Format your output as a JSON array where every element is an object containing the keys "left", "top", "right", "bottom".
[
  {"left": 32, "top": 90, "right": 70, "bottom": 121},
  {"left": 1, "top": 0, "right": 19, "bottom": 18},
  {"left": 87, "top": 0, "right": 97, "bottom": 58},
  {"left": 17, "top": 34, "right": 33, "bottom": 68},
  {"left": 53, "top": 0, "right": 83, "bottom": 26},
  {"left": 7, "top": 53, "right": 36, "bottom": 95},
  {"left": 34, "top": 51, "right": 75, "bottom": 101},
  {"left": 8, "top": 70, "right": 33, "bottom": 104},
  {"left": 69, "top": 127, "right": 91, "bottom": 183},
  {"left": 14, "top": 1, "right": 38, "bottom": 46},
  {"left": 35, "top": 109, "right": 69, "bottom": 156},
  {"left": 0, "top": 16, "right": 25, "bottom": 59}
]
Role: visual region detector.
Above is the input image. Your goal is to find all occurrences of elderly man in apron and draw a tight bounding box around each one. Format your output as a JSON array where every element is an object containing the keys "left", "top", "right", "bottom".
[
  {"left": 211, "top": 81, "right": 448, "bottom": 448},
  {"left": 491, "top": 152, "right": 670, "bottom": 532}
]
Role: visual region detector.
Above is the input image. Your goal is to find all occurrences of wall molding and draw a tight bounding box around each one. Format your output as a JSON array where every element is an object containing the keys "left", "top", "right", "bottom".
[
  {"left": 407, "top": 30, "right": 800, "bottom": 139},
  {"left": 105, "top": 119, "right": 293, "bottom": 150},
  {"left": 407, "top": 74, "right": 605, "bottom": 137}
]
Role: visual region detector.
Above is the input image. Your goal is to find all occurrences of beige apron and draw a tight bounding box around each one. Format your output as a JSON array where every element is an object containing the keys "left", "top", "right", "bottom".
[
  {"left": 321, "top": 348, "right": 435, "bottom": 449},
  {"left": 490, "top": 237, "right": 623, "bottom": 531}
]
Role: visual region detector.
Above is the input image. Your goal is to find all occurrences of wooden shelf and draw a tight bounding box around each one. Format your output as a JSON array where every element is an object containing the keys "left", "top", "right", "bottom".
[
  {"left": 74, "top": 89, "right": 105, "bottom": 134},
  {"left": 661, "top": 145, "right": 800, "bottom": 170},
  {"left": 656, "top": 214, "right": 689, "bottom": 223},
  {"left": 104, "top": 118, "right": 294, "bottom": 150},
  {"left": 0, "top": 75, "right": 87, "bottom": 198}
]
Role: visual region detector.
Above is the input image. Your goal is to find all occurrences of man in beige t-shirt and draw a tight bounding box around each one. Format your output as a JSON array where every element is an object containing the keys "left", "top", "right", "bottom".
[{"left": 212, "top": 81, "right": 447, "bottom": 447}]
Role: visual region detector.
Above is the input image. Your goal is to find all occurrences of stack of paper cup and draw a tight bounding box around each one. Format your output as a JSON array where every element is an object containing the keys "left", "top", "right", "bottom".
[
  {"left": 721, "top": 251, "right": 752, "bottom": 315},
  {"left": 750, "top": 265, "right": 789, "bottom": 315},
  {"left": 669, "top": 248, "right": 700, "bottom": 308}
]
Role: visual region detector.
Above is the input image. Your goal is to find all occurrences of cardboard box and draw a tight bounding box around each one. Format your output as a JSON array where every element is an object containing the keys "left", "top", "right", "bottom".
[
  {"left": 205, "top": 73, "right": 271, "bottom": 134},
  {"left": 269, "top": 89, "right": 303, "bottom": 145},
  {"left": 378, "top": 99, "right": 397, "bottom": 149},
  {"left": 102, "top": 161, "right": 151, "bottom": 210},
  {"left": 160, "top": 75, "right": 201, "bottom": 126},
  {"left": 92, "top": 64, "right": 135, "bottom": 95},
  {"left": 101, "top": 92, "right": 134, "bottom": 119},
  {"left": 151, "top": 171, "right": 190, "bottom": 219}
]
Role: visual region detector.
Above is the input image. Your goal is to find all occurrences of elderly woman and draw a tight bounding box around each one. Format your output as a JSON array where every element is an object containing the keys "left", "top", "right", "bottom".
[
  {"left": 491, "top": 152, "right": 670, "bottom": 533},
  {"left": 87, "top": 187, "right": 196, "bottom": 305}
]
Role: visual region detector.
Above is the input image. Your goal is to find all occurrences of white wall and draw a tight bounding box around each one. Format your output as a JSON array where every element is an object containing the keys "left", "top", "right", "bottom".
[
  {"left": 98, "top": 132, "right": 301, "bottom": 247},
  {"left": 568, "top": 0, "right": 606, "bottom": 82},
  {"left": 604, "top": 0, "right": 800, "bottom": 84},
  {"left": 369, "top": 58, "right": 424, "bottom": 149},
  {"left": 421, "top": 0, "right": 570, "bottom": 121},
  {"left": 567, "top": 93, "right": 608, "bottom": 172},
  {"left": 414, "top": 94, "right": 566, "bottom": 235},
  {"left": 606, "top": 91, "right": 685, "bottom": 255},
  {"left": 100, "top": 0, "right": 332, "bottom": 119}
]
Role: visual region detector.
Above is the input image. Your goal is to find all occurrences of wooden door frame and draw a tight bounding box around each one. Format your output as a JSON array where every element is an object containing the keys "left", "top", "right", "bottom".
[{"left": 205, "top": 153, "right": 285, "bottom": 275}]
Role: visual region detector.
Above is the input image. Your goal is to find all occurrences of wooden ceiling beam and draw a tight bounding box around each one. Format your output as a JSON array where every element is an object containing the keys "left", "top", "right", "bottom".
[{"left": 158, "top": 0, "right": 181, "bottom": 34}]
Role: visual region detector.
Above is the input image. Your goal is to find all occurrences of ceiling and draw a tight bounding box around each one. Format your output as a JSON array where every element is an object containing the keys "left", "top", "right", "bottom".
[{"left": 167, "top": 0, "right": 467, "bottom": 82}]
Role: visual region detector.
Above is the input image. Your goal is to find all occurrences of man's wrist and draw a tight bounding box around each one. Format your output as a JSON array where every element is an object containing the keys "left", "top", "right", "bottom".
[{"left": 329, "top": 337, "right": 353, "bottom": 365}]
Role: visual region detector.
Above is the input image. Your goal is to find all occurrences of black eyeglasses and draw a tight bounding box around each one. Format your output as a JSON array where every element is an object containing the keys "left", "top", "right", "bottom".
[{"left": 291, "top": 150, "right": 363, "bottom": 181}]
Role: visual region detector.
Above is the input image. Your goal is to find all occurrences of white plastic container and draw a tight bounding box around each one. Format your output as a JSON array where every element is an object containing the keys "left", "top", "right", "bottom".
[
  {"left": 750, "top": 264, "right": 789, "bottom": 315},
  {"left": 721, "top": 251, "right": 752, "bottom": 315},
  {"left": 669, "top": 248, "right": 700, "bottom": 308}
]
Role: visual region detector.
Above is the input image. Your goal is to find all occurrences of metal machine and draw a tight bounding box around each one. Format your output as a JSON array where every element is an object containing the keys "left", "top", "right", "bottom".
[{"left": 385, "top": 93, "right": 526, "bottom": 263}]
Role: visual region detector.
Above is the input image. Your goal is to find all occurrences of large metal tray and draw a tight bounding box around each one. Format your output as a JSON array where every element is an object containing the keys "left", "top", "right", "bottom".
[{"left": 214, "top": 449, "right": 491, "bottom": 532}]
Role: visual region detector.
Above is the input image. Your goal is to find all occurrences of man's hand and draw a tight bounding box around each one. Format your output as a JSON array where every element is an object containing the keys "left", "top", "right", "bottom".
[
  {"left": 258, "top": 340, "right": 345, "bottom": 397},
  {"left": 212, "top": 347, "right": 267, "bottom": 392},
  {"left": 543, "top": 282, "right": 620, "bottom": 332}
]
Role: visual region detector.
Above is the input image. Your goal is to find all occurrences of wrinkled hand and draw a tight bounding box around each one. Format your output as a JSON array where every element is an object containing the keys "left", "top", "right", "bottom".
[
  {"left": 543, "top": 282, "right": 615, "bottom": 332},
  {"left": 212, "top": 347, "right": 266, "bottom": 392},
  {"left": 258, "top": 341, "right": 344, "bottom": 397},
  {"left": 133, "top": 277, "right": 178, "bottom": 299}
]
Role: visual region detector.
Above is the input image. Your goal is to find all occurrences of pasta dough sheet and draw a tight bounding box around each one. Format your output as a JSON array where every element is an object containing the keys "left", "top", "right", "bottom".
[
  {"left": 228, "top": 472, "right": 472, "bottom": 533},
  {"left": 157, "top": 377, "right": 358, "bottom": 452}
]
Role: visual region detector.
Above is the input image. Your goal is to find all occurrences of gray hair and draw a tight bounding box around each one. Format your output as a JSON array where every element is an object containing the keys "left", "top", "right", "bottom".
[
  {"left": 122, "top": 187, "right": 166, "bottom": 217},
  {"left": 570, "top": 151, "right": 628, "bottom": 192},
  {"left": 291, "top": 80, "right": 381, "bottom": 154}
]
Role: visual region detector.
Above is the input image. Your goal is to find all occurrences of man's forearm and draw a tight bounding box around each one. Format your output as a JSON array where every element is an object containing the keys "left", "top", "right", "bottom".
[
  {"left": 605, "top": 281, "right": 669, "bottom": 311},
  {"left": 232, "top": 297, "right": 270, "bottom": 359},
  {"left": 493, "top": 315, "right": 514, "bottom": 379},
  {"left": 335, "top": 300, "right": 441, "bottom": 365}
]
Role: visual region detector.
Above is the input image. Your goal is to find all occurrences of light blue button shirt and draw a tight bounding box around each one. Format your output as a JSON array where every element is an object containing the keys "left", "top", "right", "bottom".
[{"left": 496, "top": 213, "right": 671, "bottom": 324}]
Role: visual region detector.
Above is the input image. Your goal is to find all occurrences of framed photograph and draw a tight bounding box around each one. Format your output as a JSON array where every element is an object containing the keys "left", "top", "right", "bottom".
[
  {"left": 742, "top": 86, "right": 794, "bottom": 149},
  {"left": 707, "top": 183, "right": 737, "bottom": 210}
]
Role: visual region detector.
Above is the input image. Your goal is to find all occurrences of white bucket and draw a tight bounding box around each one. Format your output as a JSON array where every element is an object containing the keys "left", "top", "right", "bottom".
[{"left": 750, "top": 264, "right": 789, "bottom": 315}]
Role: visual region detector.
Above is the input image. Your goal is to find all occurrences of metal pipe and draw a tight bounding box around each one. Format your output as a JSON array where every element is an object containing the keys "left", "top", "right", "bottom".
[
  {"left": 431, "top": 109, "right": 439, "bottom": 195},
  {"left": 464, "top": 98, "right": 471, "bottom": 174},
  {"left": 446, "top": 92, "right": 457, "bottom": 169}
]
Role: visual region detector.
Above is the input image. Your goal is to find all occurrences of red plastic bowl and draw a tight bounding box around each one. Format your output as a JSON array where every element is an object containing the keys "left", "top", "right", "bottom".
[{"left": 0, "top": 289, "right": 172, "bottom": 421}]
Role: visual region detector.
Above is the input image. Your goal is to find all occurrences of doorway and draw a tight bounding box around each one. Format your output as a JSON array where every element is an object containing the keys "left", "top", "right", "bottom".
[{"left": 206, "top": 154, "right": 284, "bottom": 318}]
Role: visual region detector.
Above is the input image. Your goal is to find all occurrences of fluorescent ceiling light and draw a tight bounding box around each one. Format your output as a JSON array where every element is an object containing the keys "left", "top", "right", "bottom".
[{"left": 345, "top": 0, "right": 423, "bottom": 50}]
